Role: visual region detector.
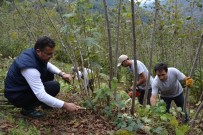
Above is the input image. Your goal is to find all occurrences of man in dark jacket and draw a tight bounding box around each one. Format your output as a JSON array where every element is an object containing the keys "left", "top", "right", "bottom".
[{"left": 4, "top": 36, "right": 80, "bottom": 118}]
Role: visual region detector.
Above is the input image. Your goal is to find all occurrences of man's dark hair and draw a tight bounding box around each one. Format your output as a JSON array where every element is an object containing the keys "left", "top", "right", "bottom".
[
  {"left": 154, "top": 63, "right": 168, "bottom": 72},
  {"left": 34, "top": 36, "right": 55, "bottom": 51}
]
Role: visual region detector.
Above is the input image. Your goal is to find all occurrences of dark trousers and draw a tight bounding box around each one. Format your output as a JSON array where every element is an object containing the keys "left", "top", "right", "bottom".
[
  {"left": 138, "top": 88, "right": 152, "bottom": 105},
  {"left": 161, "top": 92, "right": 188, "bottom": 121},
  {"left": 5, "top": 81, "right": 60, "bottom": 109},
  {"left": 88, "top": 79, "right": 94, "bottom": 92}
]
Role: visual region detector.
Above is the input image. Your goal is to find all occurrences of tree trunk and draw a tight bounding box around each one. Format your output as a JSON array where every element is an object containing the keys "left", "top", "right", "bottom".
[
  {"left": 103, "top": 0, "right": 113, "bottom": 106},
  {"left": 143, "top": 0, "right": 159, "bottom": 107},
  {"left": 130, "top": 0, "right": 138, "bottom": 115},
  {"left": 173, "top": 0, "right": 178, "bottom": 67},
  {"left": 114, "top": 0, "right": 122, "bottom": 100}
]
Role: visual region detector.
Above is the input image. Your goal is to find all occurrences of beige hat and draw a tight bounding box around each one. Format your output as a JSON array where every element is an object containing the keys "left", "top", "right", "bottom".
[{"left": 117, "top": 55, "right": 128, "bottom": 67}]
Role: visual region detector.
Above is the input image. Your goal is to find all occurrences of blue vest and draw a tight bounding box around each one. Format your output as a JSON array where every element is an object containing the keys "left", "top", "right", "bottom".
[{"left": 4, "top": 48, "right": 49, "bottom": 92}]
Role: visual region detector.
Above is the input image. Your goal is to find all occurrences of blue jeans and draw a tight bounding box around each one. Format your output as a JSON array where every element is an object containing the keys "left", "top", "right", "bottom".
[{"left": 161, "top": 92, "right": 188, "bottom": 121}]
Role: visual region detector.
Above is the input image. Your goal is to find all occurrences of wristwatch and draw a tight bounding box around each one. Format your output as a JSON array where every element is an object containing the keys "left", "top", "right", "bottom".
[{"left": 59, "top": 72, "right": 66, "bottom": 77}]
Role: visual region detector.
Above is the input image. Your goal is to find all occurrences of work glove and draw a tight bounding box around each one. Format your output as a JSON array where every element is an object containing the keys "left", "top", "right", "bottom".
[{"left": 186, "top": 78, "right": 193, "bottom": 88}]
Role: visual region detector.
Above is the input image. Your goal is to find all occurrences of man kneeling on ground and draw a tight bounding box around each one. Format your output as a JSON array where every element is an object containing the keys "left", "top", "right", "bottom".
[{"left": 4, "top": 36, "right": 80, "bottom": 118}]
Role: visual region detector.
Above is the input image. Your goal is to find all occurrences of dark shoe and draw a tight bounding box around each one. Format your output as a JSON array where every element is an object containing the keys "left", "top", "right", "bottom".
[
  {"left": 181, "top": 113, "right": 189, "bottom": 124},
  {"left": 21, "top": 108, "right": 44, "bottom": 118},
  {"left": 182, "top": 117, "right": 189, "bottom": 124}
]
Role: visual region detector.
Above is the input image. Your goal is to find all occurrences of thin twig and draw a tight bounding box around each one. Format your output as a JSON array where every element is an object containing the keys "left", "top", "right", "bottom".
[
  {"left": 12, "top": 0, "right": 36, "bottom": 39},
  {"left": 188, "top": 33, "right": 203, "bottom": 128}
]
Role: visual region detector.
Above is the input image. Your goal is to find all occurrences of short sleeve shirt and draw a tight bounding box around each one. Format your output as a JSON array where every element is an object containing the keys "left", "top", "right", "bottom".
[
  {"left": 152, "top": 67, "right": 186, "bottom": 98},
  {"left": 129, "top": 60, "right": 154, "bottom": 89}
]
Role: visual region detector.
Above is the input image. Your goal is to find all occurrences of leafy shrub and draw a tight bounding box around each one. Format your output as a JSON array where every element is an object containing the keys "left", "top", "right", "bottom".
[{"left": 190, "top": 69, "right": 203, "bottom": 102}]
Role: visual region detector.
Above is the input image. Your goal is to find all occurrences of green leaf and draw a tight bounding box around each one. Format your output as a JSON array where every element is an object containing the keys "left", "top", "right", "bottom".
[
  {"left": 175, "top": 128, "right": 184, "bottom": 135},
  {"left": 178, "top": 125, "right": 190, "bottom": 134},
  {"left": 170, "top": 117, "right": 179, "bottom": 128},
  {"left": 92, "top": 32, "right": 101, "bottom": 39},
  {"left": 111, "top": 77, "right": 118, "bottom": 90},
  {"left": 84, "top": 37, "right": 99, "bottom": 47},
  {"left": 141, "top": 117, "right": 152, "bottom": 123},
  {"left": 73, "top": 26, "right": 81, "bottom": 34},
  {"left": 169, "top": 0, "right": 173, "bottom": 3},
  {"left": 186, "top": 16, "right": 191, "bottom": 20},
  {"left": 62, "top": 13, "right": 76, "bottom": 18},
  {"left": 197, "top": 2, "right": 202, "bottom": 8},
  {"left": 60, "top": 25, "right": 69, "bottom": 33},
  {"left": 117, "top": 122, "right": 122, "bottom": 129},
  {"left": 126, "top": 125, "right": 134, "bottom": 131},
  {"left": 195, "top": 101, "right": 201, "bottom": 106},
  {"left": 135, "top": 21, "right": 141, "bottom": 25},
  {"left": 153, "top": 127, "right": 163, "bottom": 134},
  {"left": 117, "top": 112, "right": 123, "bottom": 118},
  {"left": 160, "top": 114, "right": 168, "bottom": 121},
  {"left": 121, "top": 122, "right": 127, "bottom": 128}
]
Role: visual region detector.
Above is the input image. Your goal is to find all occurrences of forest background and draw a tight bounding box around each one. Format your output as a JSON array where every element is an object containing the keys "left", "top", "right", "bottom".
[{"left": 0, "top": 0, "right": 203, "bottom": 135}]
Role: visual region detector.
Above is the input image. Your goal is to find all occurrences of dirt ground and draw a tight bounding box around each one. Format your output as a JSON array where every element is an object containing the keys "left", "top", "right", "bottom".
[{"left": 0, "top": 93, "right": 118, "bottom": 135}]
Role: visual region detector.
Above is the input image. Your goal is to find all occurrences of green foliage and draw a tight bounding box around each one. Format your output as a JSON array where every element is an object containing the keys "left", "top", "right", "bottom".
[
  {"left": 62, "top": 13, "right": 76, "bottom": 18},
  {"left": 59, "top": 79, "right": 75, "bottom": 93},
  {"left": 137, "top": 105, "right": 151, "bottom": 118},
  {"left": 92, "top": 83, "right": 112, "bottom": 105},
  {"left": 82, "top": 82, "right": 114, "bottom": 111},
  {"left": 153, "top": 126, "right": 168, "bottom": 135},
  {"left": 80, "top": 78, "right": 191, "bottom": 134},
  {"left": 113, "top": 129, "right": 134, "bottom": 135},
  {"left": 0, "top": 68, "right": 5, "bottom": 92},
  {"left": 175, "top": 125, "right": 190, "bottom": 135},
  {"left": 84, "top": 37, "right": 100, "bottom": 48},
  {"left": 0, "top": 33, "right": 28, "bottom": 58},
  {"left": 82, "top": 98, "right": 95, "bottom": 109},
  {"left": 54, "top": 49, "right": 72, "bottom": 63},
  {"left": 1, "top": 114, "right": 40, "bottom": 135},
  {"left": 112, "top": 99, "right": 190, "bottom": 134},
  {"left": 0, "top": 0, "right": 202, "bottom": 134},
  {"left": 8, "top": 121, "right": 40, "bottom": 135},
  {"left": 113, "top": 113, "right": 141, "bottom": 132},
  {"left": 0, "top": 57, "right": 13, "bottom": 92},
  {"left": 82, "top": 78, "right": 125, "bottom": 116},
  {"left": 103, "top": 105, "right": 114, "bottom": 118},
  {"left": 197, "top": 0, "right": 202, "bottom": 8},
  {"left": 186, "top": 16, "right": 192, "bottom": 20},
  {"left": 190, "top": 69, "right": 203, "bottom": 102}
]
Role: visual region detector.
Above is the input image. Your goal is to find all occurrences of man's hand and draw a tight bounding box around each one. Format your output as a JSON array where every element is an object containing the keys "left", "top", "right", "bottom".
[
  {"left": 128, "top": 91, "right": 141, "bottom": 98},
  {"left": 62, "top": 73, "right": 73, "bottom": 83},
  {"left": 63, "top": 102, "right": 81, "bottom": 112},
  {"left": 59, "top": 72, "right": 73, "bottom": 83},
  {"left": 186, "top": 78, "right": 193, "bottom": 88},
  {"left": 150, "top": 95, "right": 157, "bottom": 106}
]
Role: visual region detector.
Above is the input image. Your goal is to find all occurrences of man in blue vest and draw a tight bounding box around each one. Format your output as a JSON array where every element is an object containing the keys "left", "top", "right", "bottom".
[{"left": 4, "top": 36, "right": 80, "bottom": 118}]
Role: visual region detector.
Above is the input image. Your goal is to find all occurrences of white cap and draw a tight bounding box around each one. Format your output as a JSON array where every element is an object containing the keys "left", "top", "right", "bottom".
[{"left": 117, "top": 55, "right": 128, "bottom": 67}]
